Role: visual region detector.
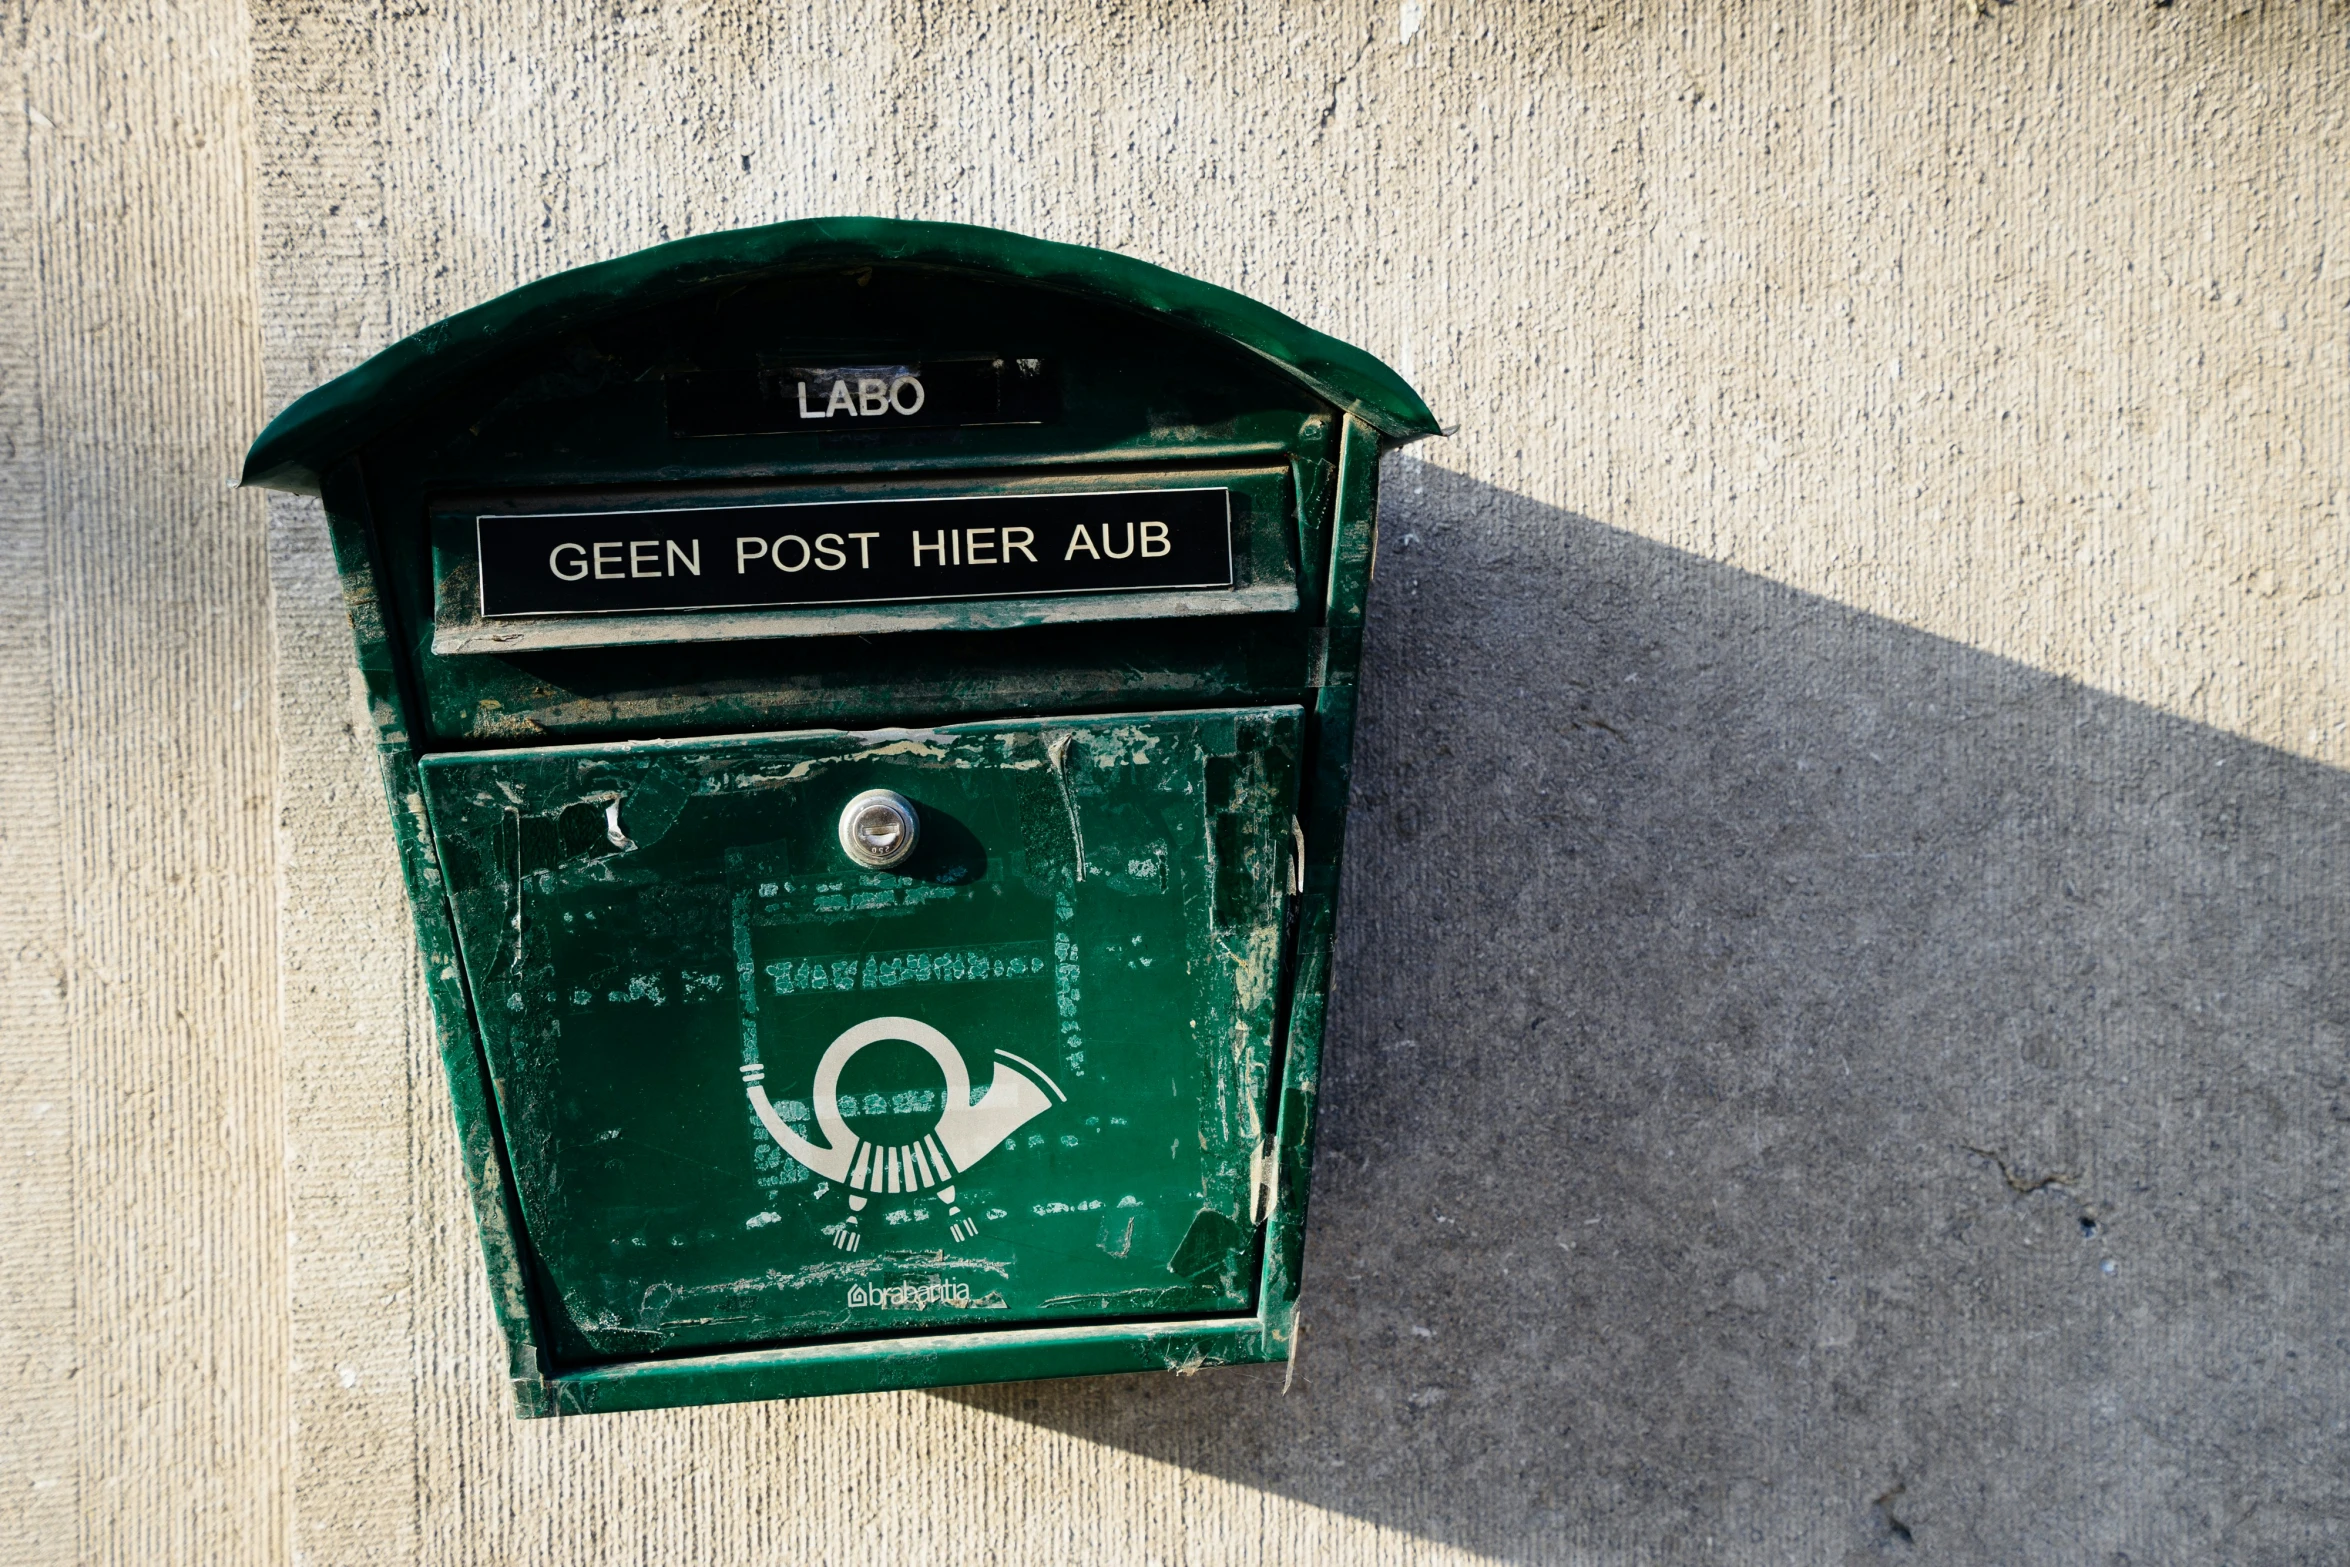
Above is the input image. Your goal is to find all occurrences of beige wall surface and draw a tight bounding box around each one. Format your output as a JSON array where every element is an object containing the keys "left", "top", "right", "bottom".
[
  {"left": 6, "top": 0, "right": 2349, "bottom": 1561},
  {"left": 4, "top": 1, "right": 281, "bottom": 1562}
]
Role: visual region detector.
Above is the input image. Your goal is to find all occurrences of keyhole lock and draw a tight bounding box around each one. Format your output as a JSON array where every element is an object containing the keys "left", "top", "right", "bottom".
[{"left": 838, "top": 789, "right": 920, "bottom": 869}]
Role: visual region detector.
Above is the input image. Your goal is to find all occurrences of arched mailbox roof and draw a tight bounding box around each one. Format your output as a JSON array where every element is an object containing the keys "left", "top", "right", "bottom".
[{"left": 241, "top": 217, "right": 1440, "bottom": 495}]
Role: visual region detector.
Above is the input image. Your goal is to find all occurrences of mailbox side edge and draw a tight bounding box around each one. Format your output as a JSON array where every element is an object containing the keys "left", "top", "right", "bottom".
[{"left": 320, "top": 458, "right": 558, "bottom": 1413}]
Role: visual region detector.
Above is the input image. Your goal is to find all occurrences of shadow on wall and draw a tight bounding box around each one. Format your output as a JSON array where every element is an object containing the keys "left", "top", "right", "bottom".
[{"left": 943, "top": 465, "right": 2350, "bottom": 1563}]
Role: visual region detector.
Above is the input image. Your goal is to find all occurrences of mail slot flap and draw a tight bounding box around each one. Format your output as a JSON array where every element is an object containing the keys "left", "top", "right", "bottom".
[
  {"left": 240, "top": 221, "right": 1436, "bottom": 747},
  {"left": 407, "top": 462, "right": 1314, "bottom": 741},
  {"left": 347, "top": 275, "right": 1338, "bottom": 737},
  {"left": 343, "top": 257, "right": 1343, "bottom": 676},
  {"left": 418, "top": 705, "right": 1300, "bottom": 1363}
]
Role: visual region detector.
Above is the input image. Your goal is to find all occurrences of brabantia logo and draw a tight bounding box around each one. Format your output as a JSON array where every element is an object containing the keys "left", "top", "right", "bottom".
[{"left": 846, "top": 1277, "right": 972, "bottom": 1311}]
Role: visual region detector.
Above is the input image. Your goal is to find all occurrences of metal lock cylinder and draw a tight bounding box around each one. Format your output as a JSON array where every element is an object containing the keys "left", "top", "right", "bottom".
[{"left": 838, "top": 789, "right": 919, "bottom": 869}]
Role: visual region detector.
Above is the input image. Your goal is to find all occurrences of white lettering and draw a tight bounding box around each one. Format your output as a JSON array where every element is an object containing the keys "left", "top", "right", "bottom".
[
  {"left": 889, "top": 375, "right": 925, "bottom": 415},
  {"left": 814, "top": 533, "right": 847, "bottom": 571},
  {"left": 1001, "top": 525, "right": 1036, "bottom": 563},
  {"left": 1064, "top": 524, "right": 1100, "bottom": 561},
  {"left": 846, "top": 1276, "right": 969, "bottom": 1310},
  {"left": 592, "top": 541, "right": 624, "bottom": 579},
  {"left": 550, "top": 542, "right": 588, "bottom": 581},
  {"left": 826, "top": 379, "right": 856, "bottom": 416},
  {"left": 629, "top": 539, "right": 660, "bottom": 578},
  {"left": 666, "top": 538, "right": 702, "bottom": 576},
  {"left": 966, "top": 528, "right": 997, "bottom": 566},
  {"left": 797, "top": 381, "right": 824, "bottom": 420},
  {"left": 857, "top": 378, "right": 889, "bottom": 417},
  {"left": 847, "top": 531, "right": 879, "bottom": 569},
  {"left": 736, "top": 537, "right": 768, "bottom": 573},
  {"left": 1138, "top": 520, "right": 1170, "bottom": 558},
  {"left": 1101, "top": 521, "right": 1135, "bottom": 560},
  {"left": 912, "top": 531, "right": 948, "bottom": 566},
  {"left": 772, "top": 535, "right": 811, "bottom": 572}
]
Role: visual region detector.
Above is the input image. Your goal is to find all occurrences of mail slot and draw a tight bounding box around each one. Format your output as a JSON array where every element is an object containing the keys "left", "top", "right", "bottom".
[{"left": 243, "top": 218, "right": 1437, "bottom": 1415}]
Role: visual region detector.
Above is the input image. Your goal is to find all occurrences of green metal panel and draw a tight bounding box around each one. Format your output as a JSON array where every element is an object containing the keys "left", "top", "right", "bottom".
[
  {"left": 316, "top": 461, "right": 551, "bottom": 1379},
  {"left": 245, "top": 219, "right": 1432, "bottom": 1414},
  {"left": 417, "top": 708, "right": 1298, "bottom": 1364}
]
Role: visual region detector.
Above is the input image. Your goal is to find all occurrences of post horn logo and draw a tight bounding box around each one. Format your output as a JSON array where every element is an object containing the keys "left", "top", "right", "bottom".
[{"left": 741, "top": 1015, "right": 1065, "bottom": 1252}]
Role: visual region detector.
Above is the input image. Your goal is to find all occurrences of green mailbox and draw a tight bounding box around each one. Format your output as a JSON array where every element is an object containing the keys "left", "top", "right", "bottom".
[{"left": 243, "top": 218, "right": 1437, "bottom": 1416}]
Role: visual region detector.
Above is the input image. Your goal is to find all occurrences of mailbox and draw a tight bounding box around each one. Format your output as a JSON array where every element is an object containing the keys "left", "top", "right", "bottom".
[{"left": 243, "top": 218, "right": 1437, "bottom": 1416}]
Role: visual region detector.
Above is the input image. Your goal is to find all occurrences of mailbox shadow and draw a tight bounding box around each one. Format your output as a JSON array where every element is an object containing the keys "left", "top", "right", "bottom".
[
  {"left": 894, "top": 800, "right": 988, "bottom": 887},
  {"left": 938, "top": 467, "right": 2350, "bottom": 1561}
]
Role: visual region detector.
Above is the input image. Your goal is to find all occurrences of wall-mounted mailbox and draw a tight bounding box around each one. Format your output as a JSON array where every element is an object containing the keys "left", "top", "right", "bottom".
[{"left": 243, "top": 218, "right": 1437, "bottom": 1416}]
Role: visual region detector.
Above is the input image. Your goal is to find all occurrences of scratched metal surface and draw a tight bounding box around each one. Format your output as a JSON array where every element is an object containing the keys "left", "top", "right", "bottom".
[
  {"left": 418, "top": 711, "right": 1296, "bottom": 1361},
  {"left": 238, "top": 210, "right": 1393, "bottom": 1411}
]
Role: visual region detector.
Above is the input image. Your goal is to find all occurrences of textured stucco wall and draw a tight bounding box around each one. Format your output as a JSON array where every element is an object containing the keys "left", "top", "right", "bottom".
[
  {"left": 3, "top": 1, "right": 281, "bottom": 1561},
  {"left": 7, "top": 1, "right": 2349, "bottom": 1561}
]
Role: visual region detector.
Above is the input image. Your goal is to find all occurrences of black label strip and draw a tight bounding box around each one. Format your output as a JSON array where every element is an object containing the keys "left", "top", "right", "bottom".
[{"left": 475, "top": 488, "right": 1233, "bottom": 619}]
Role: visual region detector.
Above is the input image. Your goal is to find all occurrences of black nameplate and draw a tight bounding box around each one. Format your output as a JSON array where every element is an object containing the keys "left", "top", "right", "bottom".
[
  {"left": 668, "top": 355, "right": 1056, "bottom": 438},
  {"left": 476, "top": 489, "right": 1233, "bottom": 619}
]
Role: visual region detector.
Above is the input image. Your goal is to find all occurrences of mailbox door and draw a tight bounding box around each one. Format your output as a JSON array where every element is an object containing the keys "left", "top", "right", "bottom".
[{"left": 418, "top": 706, "right": 1298, "bottom": 1363}]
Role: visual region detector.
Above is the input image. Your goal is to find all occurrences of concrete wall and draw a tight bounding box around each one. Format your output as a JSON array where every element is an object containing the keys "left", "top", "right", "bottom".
[
  {"left": 6, "top": 0, "right": 2347, "bottom": 1560},
  {"left": 4, "top": 1, "right": 280, "bottom": 1560}
]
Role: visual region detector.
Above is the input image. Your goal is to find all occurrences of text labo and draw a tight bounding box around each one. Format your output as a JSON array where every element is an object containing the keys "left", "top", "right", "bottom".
[
  {"left": 796, "top": 374, "right": 926, "bottom": 421},
  {"left": 769, "top": 358, "right": 1049, "bottom": 428},
  {"left": 669, "top": 354, "right": 1057, "bottom": 439}
]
